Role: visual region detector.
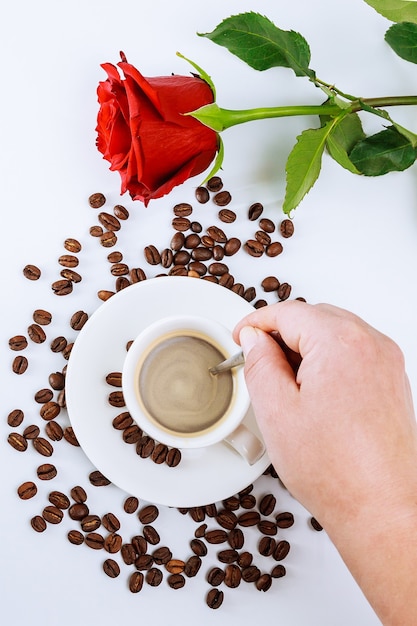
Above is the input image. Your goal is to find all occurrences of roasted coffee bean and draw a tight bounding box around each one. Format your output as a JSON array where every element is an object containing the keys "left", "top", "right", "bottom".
[
  {"left": 224, "top": 564, "right": 241, "bottom": 588},
  {"left": 280, "top": 218, "right": 295, "bottom": 238},
  {"left": 70, "top": 310, "right": 88, "bottom": 330},
  {"left": 310, "top": 516, "right": 323, "bottom": 531},
  {"left": 195, "top": 186, "right": 210, "bottom": 203},
  {"left": 205, "top": 529, "right": 228, "bottom": 544},
  {"left": 123, "top": 496, "right": 139, "bottom": 515},
  {"left": 275, "top": 512, "right": 295, "bottom": 528},
  {"left": 184, "top": 555, "right": 202, "bottom": 578},
  {"left": 152, "top": 546, "right": 172, "bottom": 565},
  {"left": 255, "top": 230, "right": 271, "bottom": 246},
  {"left": 170, "top": 232, "right": 185, "bottom": 251},
  {"left": 256, "top": 573, "right": 272, "bottom": 592},
  {"left": 57, "top": 389, "right": 66, "bottom": 408},
  {"left": 89, "top": 470, "right": 111, "bottom": 486},
  {"left": 218, "top": 208, "right": 236, "bottom": 223},
  {"left": 144, "top": 245, "right": 161, "bottom": 265},
  {"left": 97, "top": 290, "right": 115, "bottom": 301},
  {"left": 70, "top": 485, "right": 87, "bottom": 503},
  {"left": 266, "top": 241, "right": 283, "bottom": 257},
  {"left": 135, "top": 554, "right": 154, "bottom": 570},
  {"left": 165, "top": 559, "right": 185, "bottom": 574},
  {"left": 207, "top": 567, "right": 225, "bottom": 586},
  {"left": 112, "top": 412, "right": 133, "bottom": 431},
  {"left": 62, "top": 267, "right": 82, "bottom": 282},
  {"left": 216, "top": 510, "right": 238, "bottom": 530},
  {"left": 211, "top": 243, "right": 224, "bottom": 260},
  {"left": 34, "top": 388, "right": 53, "bottom": 403},
  {"left": 201, "top": 235, "right": 215, "bottom": 248},
  {"left": 67, "top": 530, "right": 84, "bottom": 545},
  {"left": 46, "top": 374, "right": 63, "bottom": 394},
  {"left": 104, "top": 533, "right": 123, "bottom": 554},
  {"left": 85, "top": 532, "right": 105, "bottom": 550},
  {"left": 259, "top": 536, "right": 276, "bottom": 557},
  {"left": 172, "top": 217, "right": 191, "bottom": 232},
  {"left": 184, "top": 233, "right": 201, "bottom": 249},
  {"left": 146, "top": 567, "right": 163, "bottom": 586},
  {"left": 48, "top": 491, "right": 70, "bottom": 510},
  {"left": 114, "top": 204, "right": 129, "bottom": 220},
  {"left": 33, "top": 437, "right": 54, "bottom": 457},
  {"left": 17, "top": 481, "right": 37, "bottom": 500},
  {"left": 173, "top": 202, "right": 193, "bottom": 217},
  {"left": 271, "top": 564, "right": 286, "bottom": 578},
  {"left": 231, "top": 282, "right": 244, "bottom": 296},
  {"left": 7, "top": 409, "right": 24, "bottom": 427},
  {"left": 39, "top": 401, "right": 60, "bottom": 421},
  {"left": 261, "top": 277, "right": 280, "bottom": 293},
  {"left": 205, "top": 504, "right": 217, "bottom": 518},
  {"left": 167, "top": 573, "right": 185, "bottom": 589},
  {"left": 89, "top": 192, "right": 106, "bottom": 208},
  {"left": 130, "top": 267, "right": 147, "bottom": 283},
  {"left": 50, "top": 336, "right": 67, "bottom": 352},
  {"left": 242, "top": 565, "right": 261, "bottom": 583},
  {"left": 217, "top": 549, "right": 238, "bottom": 564},
  {"left": 273, "top": 540, "right": 291, "bottom": 561},
  {"left": 208, "top": 262, "right": 228, "bottom": 276},
  {"left": 259, "top": 218, "right": 275, "bottom": 233},
  {"left": 43, "top": 505, "right": 64, "bottom": 524},
  {"left": 12, "top": 355, "right": 28, "bottom": 374},
  {"left": 166, "top": 447, "right": 182, "bottom": 467},
  {"left": 51, "top": 278, "right": 73, "bottom": 296},
  {"left": 105, "top": 371, "right": 122, "bottom": 387},
  {"left": 188, "top": 261, "right": 206, "bottom": 276},
  {"left": 132, "top": 535, "right": 148, "bottom": 555},
  {"left": 202, "top": 275, "right": 218, "bottom": 284},
  {"left": 62, "top": 342, "right": 74, "bottom": 360},
  {"left": 45, "top": 421, "right": 64, "bottom": 441},
  {"left": 244, "top": 286, "right": 256, "bottom": 302},
  {"left": 224, "top": 237, "right": 241, "bottom": 256},
  {"left": 239, "top": 484, "right": 254, "bottom": 496},
  {"left": 103, "top": 559, "right": 120, "bottom": 578},
  {"left": 138, "top": 505, "right": 159, "bottom": 525},
  {"left": 123, "top": 425, "right": 143, "bottom": 445},
  {"left": 213, "top": 190, "right": 231, "bottom": 206},
  {"left": 278, "top": 282, "right": 292, "bottom": 300},
  {"left": 248, "top": 202, "right": 263, "bottom": 220},
  {"left": 258, "top": 520, "right": 278, "bottom": 536},
  {"left": 206, "top": 225, "right": 227, "bottom": 243},
  {"left": 64, "top": 238, "right": 82, "bottom": 253},
  {"left": 98, "top": 212, "right": 121, "bottom": 232},
  {"left": 228, "top": 528, "right": 244, "bottom": 550},
  {"left": 23, "top": 264, "right": 41, "bottom": 280},
  {"left": 69, "top": 502, "right": 89, "bottom": 520},
  {"left": 240, "top": 493, "right": 256, "bottom": 509},
  {"left": 37, "top": 463, "right": 57, "bottom": 480},
  {"left": 244, "top": 239, "right": 264, "bottom": 257},
  {"left": 159, "top": 248, "right": 172, "bottom": 268},
  {"left": 190, "top": 538, "right": 208, "bottom": 556},
  {"left": 129, "top": 571, "right": 144, "bottom": 593},
  {"left": 81, "top": 515, "right": 101, "bottom": 532},
  {"left": 117, "top": 276, "right": 131, "bottom": 292},
  {"left": 219, "top": 272, "right": 234, "bottom": 289},
  {"left": 9, "top": 335, "right": 28, "bottom": 351},
  {"left": 259, "top": 493, "right": 277, "bottom": 516},
  {"left": 121, "top": 544, "right": 136, "bottom": 565},
  {"left": 169, "top": 265, "right": 187, "bottom": 276},
  {"left": 33, "top": 309, "right": 52, "bottom": 326},
  {"left": 89, "top": 225, "right": 103, "bottom": 237},
  {"left": 143, "top": 525, "right": 160, "bottom": 545},
  {"left": 23, "top": 424, "right": 40, "bottom": 439},
  {"left": 31, "top": 515, "right": 47, "bottom": 532},
  {"left": 108, "top": 391, "right": 125, "bottom": 407},
  {"left": 189, "top": 507, "right": 206, "bottom": 523},
  {"left": 238, "top": 511, "right": 261, "bottom": 527},
  {"left": 206, "top": 588, "right": 224, "bottom": 610},
  {"left": 136, "top": 435, "right": 155, "bottom": 458},
  {"left": 173, "top": 250, "right": 190, "bottom": 265},
  {"left": 107, "top": 251, "right": 123, "bottom": 263},
  {"left": 58, "top": 254, "right": 79, "bottom": 268},
  {"left": 206, "top": 176, "right": 223, "bottom": 192},
  {"left": 254, "top": 299, "right": 268, "bottom": 309},
  {"left": 190, "top": 221, "right": 202, "bottom": 233},
  {"left": 191, "top": 247, "right": 212, "bottom": 262},
  {"left": 100, "top": 230, "right": 118, "bottom": 248}
]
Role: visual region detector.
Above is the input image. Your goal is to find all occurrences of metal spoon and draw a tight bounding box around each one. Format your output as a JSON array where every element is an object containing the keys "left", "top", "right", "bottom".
[{"left": 209, "top": 350, "right": 245, "bottom": 375}]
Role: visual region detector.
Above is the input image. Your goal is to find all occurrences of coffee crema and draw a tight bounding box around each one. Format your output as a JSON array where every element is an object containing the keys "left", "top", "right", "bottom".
[{"left": 136, "top": 331, "right": 234, "bottom": 436}]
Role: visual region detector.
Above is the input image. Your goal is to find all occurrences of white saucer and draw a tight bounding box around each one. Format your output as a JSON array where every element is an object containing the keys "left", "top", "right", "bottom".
[{"left": 65, "top": 277, "right": 270, "bottom": 507}]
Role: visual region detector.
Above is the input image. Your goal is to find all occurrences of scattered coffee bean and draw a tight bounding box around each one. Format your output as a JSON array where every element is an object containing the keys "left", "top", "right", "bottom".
[
  {"left": 241, "top": 565, "right": 261, "bottom": 582},
  {"left": 273, "top": 539, "right": 291, "bottom": 561},
  {"left": 206, "top": 588, "right": 224, "bottom": 609},
  {"left": 152, "top": 546, "right": 172, "bottom": 565},
  {"left": 240, "top": 493, "right": 257, "bottom": 509},
  {"left": 70, "top": 485, "right": 87, "bottom": 503},
  {"left": 184, "top": 555, "right": 202, "bottom": 578},
  {"left": 144, "top": 245, "right": 161, "bottom": 265},
  {"left": 90, "top": 225, "right": 103, "bottom": 237},
  {"left": 136, "top": 435, "right": 155, "bottom": 458},
  {"left": 135, "top": 554, "right": 154, "bottom": 570},
  {"left": 39, "top": 401, "right": 60, "bottom": 421},
  {"left": 238, "top": 511, "right": 261, "bottom": 527},
  {"left": 277, "top": 282, "right": 292, "bottom": 300},
  {"left": 48, "top": 491, "right": 70, "bottom": 510},
  {"left": 98, "top": 212, "right": 121, "bottom": 232},
  {"left": 172, "top": 217, "right": 191, "bottom": 232},
  {"left": 207, "top": 567, "right": 225, "bottom": 586},
  {"left": 166, "top": 447, "right": 182, "bottom": 467},
  {"left": 108, "top": 391, "right": 125, "bottom": 407},
  {"left": 121, "top": 544, "right": 137, "bottom": 565},
  {"left": 34, "top": 388, "right": 53, "bottom": 403},
  {"left": 89, "top": 192, "right": 106, "bottom": 208},
  {"left": 248, "top": 202, "right": 263, "bottom": 220},
  {"left": 31, "top": 515, "right": 47, "bottom": 533},
  {"left": 195, "top": 186, "right": 210, "bottom": 203},
  {"left": 70, "top": 310, "right": 88, "bottom": 330},
  {"left": 265, "top": 241, "right": 283, "bottom": 257},
  {"left": 42, "top": 505, "right": 64, "bottom": 524},
  {"left": 49, "top": 372, "right": 65, "bottom": 391},
  {"left": 244, "top": 239, "right": 264, "bottom": 257},
  {"left": 271, "top": 564, "right": 286, "bottom": 578},
  {"left": 58, "top": 254, "right": 79, "bottom": 268},
  {"left": 64, "top": 238, "right": 82, "bottom": 253},
  {"left": 33, "top": 437, "right": 54, "bottom": 457},
  {"left": 51, "top": 279, "right": 73, "bottom": 296},
  {"left": 259, "top": 536, "right": 276, "bottom": 557},
  {"left": 280, "top": 219, "right": 295, "bottom": 238},
  {"left": 17, "top": 481, "right": 37, "bottom": 500},
  {"left": 143, "top": 525, "right": 160, "bottom": 545},
  {"left": 205, "top": 529, "right": 228, "bottom": 544},
  {"left": 256, "top": 573, "right": 272, "bottom": 592},
  {"left": 213, "top": 190, "right": 231, "bottom": 206},
  {"left": 206, "top": 225, "right": 227, "bottom": 243},
  {"left": 129, "top": 571, "right": 144, "bottom": 593},
  {"left": 69, "top": 502, "right": 90, "bottom": 521},
  {"left": 45, "top": 421, "right": 64, "bottom": 441},
  {"left": 259, "top": 218, "right": 275, "bottom": 233},
  {"left": 9, "top": 335, "right": 28, "bottom": 351},
  {"left": 23, "top": 424, "right": 40, "bottom": 440},
  {"left": 89, "top": 470, "right": 111, "bottom": 487},
  {"left": 8, "top": 432, "right": 28, "bottom": 452},
  {"left": 63, "top": 427, "right": 80, "bottom": 447},
  {"left": 165, "top": 559, "right": 185, "bottom": 574},
  {"left": 218, "top": 208, "right": 236, "bottom": 223},
  {"left": 37, "top": 463, "right": 57, "bottom": 480},
  {"left": 104, "top": 533, "right": 122, "bottom": 554},
  {"left": 258, "top": 520, "right": 278, "bottom": 536},
  {"left": 206, "top": 176, "right": 223, "bottom": 192},
  {"left": 310, "top": 516, "right": 323, "bottom": 531},
  {"left": 224, "top": 564, "right": 241, "bottom": 588},
  {"left": 85, "top": 532, "right": 105, "bottom": 550},
  {"left": 23, "top": 264, "right": 41, "bottom": 280},
  {"left": 173, "top": 202, "right": 193, "bottom": 217},
  {"left": 255, "top": 230, "right": 271, "bottom": 246},
  {"left": 261, "top": 277, "right": 280, "bottom": 292},
  {"left": 12, "top": 355, "right": 28, "bottom": 374},
  {"left": 102, "top": 512, "right": 120, "bottom": 532},
  {"left": 27, "top": 324, "right": 46, "bottom": 344},
  {"left": 7, "top": 409, "right": 24, "bottom": 427},
  {"left": 97, "top": 290, "right": 115, "bottom": 301},
  {"left": 190, "top": 538, "right": 208, "bottom": 557},
  {"left": 103, "top": 558, "right": 120, "bottom": 578},
  {"left": 167, "top": 573, "right": 185, "bottom": 589},
  {"left": 275, "top": 512, "right": 295, "bottom": 528},
  {"left": 68, "top": 530, "right": 84, "bottom": 545},
  {"left": 138, "top": 505, "right": 159, "bottom": 524},
  {"left": 50, "top": 336, "right": 67, "bottom": 352},
  {"left": 224, "top": 237, "right": 241, "bottom": 256},
  {"left": 100, "top": 230, "right": 117, "bottom": 247},
  {"left": 146, "top": 567, "right": 163, "bottom": 586},
  {"left": 132, "top": 535, "right": 148, "bottom": 555}
]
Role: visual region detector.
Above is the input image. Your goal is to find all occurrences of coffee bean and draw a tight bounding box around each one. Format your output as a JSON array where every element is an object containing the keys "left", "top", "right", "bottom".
[
  {"left": 190, "top": 221, "right": 202, "bottom": 233},
  {"left": 32, "top": 309, "right": 52, "bottom": 326},
  {"left": 238, "top": 511, "right": 260, "bottom": 527},
  {"left": 184, "top": 233, "right": 201, "bottom": 249},
  {"left": 23, "top": 264, "right": 41, "bottom": 280},
  {"left": 33, "top": 437, "right": 54, "bottom": 457},
  {"left": 206, "top": 176, "right": 223, "bottom": 192},
  {"left": 240, "top": 493, "right": 256, "bottom": 509},
  {"left": 273, "top": 539, "right": 291, "bottom": 561},
  {"left": 105, "top": 371, "right": 122, "bottom": 387},
  {"left": 146, "top": 567, "right": 163, "bottom": 586},
  {"left": 51, "top": 279, "right": 73, "bottom": 296},
  {"left": 239, "top": 484, "right": 254, "bottom": 496},
  {"left": 173, "top": 202, "right": 193, "bottom": 217},
  {"left": 172, "top": 217, "right": 191, "bottom": 232},
  {"left": 69, "top": 503, "right": 89, "bottom": 521},
  {"left": 58, "top": 254, "right": 79, "bottom": 268},
  {"left": 219, "top": 273, "right": 234, "bottom": 289},
  {"left": 17, "top": 481, "right": 37, "bottom": 500},
  {"left": 244, "top": 239, "right": 264, "bottom": 257},
  {"left": 227, "top": 528, "right": 244, "bottom": 550},
  {"left": 224, "top": 563, "right": 241, "bottom": 588},
  {"left": 70, "top": 310, "right": 88, "bottom": 330},
  {"left": 254, "top": 299, "right": 268, "bottom": 309},
  {"left": 116, "top": 276, "right": 130, "bottom": 290},
  {"left": 98, "top": 212, "right": 121, "bottom": 232},
  {"left": 122, "top": 496, "right": 138, "bottom": 514},
  {"left": 190, "top": 538, "right": 208, "bottom": 557},
  {"left": 43, "top": 505, "right": 64, "bottom": 524},
  {"left": 62, "top": 342, "right": 74, "bottom": 360},
  {"left": 144, "top": 245, "right": 161, "bottom": 265},
  {"left": 208, "top": 262, "right": 228, "bottom": 276},
  {"left": 205, "top": 529, "right": 228, "bottom": 544},
  {"left": 258, "top": 520, "right": 278, "bottom": 536},
  {"left": 68, "top": 530, "right": 84, "bottom": 545},
  {"left": 212, "top": 245, "right": 225, "bottom": 263},
  {"left": 217, "top": 549, "right": 238, "bottom": 564},
  {"left": 248, "top": 202, "right": 263, "bottom": 220},
  {"left": 45, "top": 421, "right": 64, "bottom": 441},
  {"left": 224, "top": 237, "right": 241, "bottom": 256},
  {"left": 169, "top": 265, "right": 187, "bottom": 276},
  {"left": 48, "top": 491, "right": 70, "bottom": 510},
  {"left": 241, "top": 565, "right": 261, "bottom": 582},
  {"left": 259, "top": 493, "right": 277, "bottom": 516},
  {"left": 97, "top": 290, "right": 115, "bottom": 301},
  {"left": 103, "top": 559, "right": 120, "bottom": 578},
  {"left": 89, "top": 192, "right": 106, "bottom": 208},
  {"left": 160, "top": 248, "right": 173, "bottom": 268},
  {"left": 100, "top": 512, "right": 120, "bottom": 533},
  {"left": 167, "top": 573, "right": 185, "bottom": 589},
  {"left": 213, "top": 190, "right": 231, "bottom": 206},
  {"left": 100, "top": 231, "right": 117, "bottom": 247},
  {"left": 206, "top": 225, "right": 227, "bottom": 243},
  {"left": 216, "top": 510, "right": 238, "bottom": 531},
  {"left": 8, "top": 432, "right": 28, "bottom": 452},
  {"left": 218, "top": 208, "right": 236, "bottom": 223},
  {"left": 89, "top": 470, "right": 111, "bottom": 487},
  {"left": 9, "top": 335, "right": 28, "bottom": 351},
  {"left": 170, "top": 232, "right": 185, "bottom": 251},
  {"left": 255, "top": 230, "right": 271, "bottom": 246},
  {"left": 135, "top": 554, "right": 154, "bottom": 570},
  {"left": 244, "top": 286, "right": 256, "bottom": 302},
  {"left": 112, "top": 413, "right": 134, "bottom": 432},
  {"left": 132, "top": 535, "right": 147, "bottom": 555},
  {"left": 259, "top": 536, "right": 276, "bottom": 557},
  {"left": 121, "top": 544, "right": 137, "bottom": 565},
  {"left": 173, "top": 250, "right": 190, "bottom": 265},
  {"left": 152, "top": 546, "right": 172, "bottom": 565},
  {"left": 259, "top": 218, "right": 275, "bottom": 233},
  {"left": 31, "top": 515, "right": 47, "bottom": 532},
  {"left": 201, "top": 235, "right": 215, "bottom": 248},
  {"left": 310, "top": 516, "right": 323, "bottom": 531},
  {"left": 166, "top": 447, "right": 182, "bottom": 467},
  {"left": 108, "top": 391, "right": 125, "bottom": 407},
  {"left": 184, "top": 555, "right": 202, "bottom": 578},
  {"left": 271, "top": 564, "right": 286, "bottom": 578},
  {"left": 280, "top": 218, "right": 295, "bottom": 238},
  {"left": 34, "top": 388, "right": 53, "bottom": 403},
  {"left": 129, "top": 571, "right": 144, "bottom": 593},
  {"left": 277, "top": 282, "right": 292, "bottom": 300},
  {"left": 261, "top": 277, "right": 280, "bottom": 293},
  {"left": 40, "top": 401, "right": 60, "bottom": 421},
  {"left": 266, "top": 241, "right": 283, "bottom": 257},
  {"left": 275, "top": 512, "right": 295, "bottom": 528},
  {"left": 206, "top": 588, "right": 224, "bottom": 609},
  {"left": 136, "top": 435, "right": 155, "bottom": 458},
  {"left": 70, "top": 485, "right": 87, "bottom": 503},
  {"left": 107, "top": 251, "right": 123, "bottom": 263},
  {"left": 104, "top": 533, "right": 123, "bottom": 554},
  {"left": 12, "top": 355, "right": 28, "bottom": 374},
  {"left": 130, "top": 267, "right": 147, "bottom": 282},
  {"left": 7, "top": 409, "right": 24, "bottom": 427},
  {"left": 195, "top": 186, "right": 210, "bottom": 203},
  {"left": 85, "top": 532, "right": 105, "bottom": 550},
  {"left": 191, "top": 247, "right": 212, "bottom": 262},
  {"left": 81, "top": 515, "right": 101, "bottom": 532},
  {"left": 114, "top": 204, "right": 129, "bottom": 220},
  {"left": 207, "top": 567, "right": 225, "bottom": 586},
  {"left": 37, "top": 463, "right": 57, "bottom": 480},
  {"left": 231, "top": 283, "right": 244, "bottom": 296},
  {"left": 189, "top": 507, "right": 206, "bottom": 523},
  {"left": 143, "top": 525, "right": 160, "bottom": 545},
  {"left": 23, "top": 424, "right": 40, "bottom": 440},
  {"left": 64, "top": 238, "right": 82, "bottom": 253},
  {"left": 50, "top": 336, "right": 67, "bottom": 352},
  {"left": 256, "top": 573, "right": 272, "bottom": 592},
  {"left": 89, "top": 225, "right": 103, "bottom": 237},
  {"left": 138, "top": 505, "right": 159, "bottom": 524},
  {"left": 165, "top": 559, "right": 185, "bottom": 574},
  {"left": 48, "top": 372, "right": 65, "bottom": 391}
]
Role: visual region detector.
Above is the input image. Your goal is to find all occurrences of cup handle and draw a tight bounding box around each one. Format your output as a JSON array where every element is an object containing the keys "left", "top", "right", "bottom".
[{"left": 224, "top": 424, "right": 265, "bottom": 466}]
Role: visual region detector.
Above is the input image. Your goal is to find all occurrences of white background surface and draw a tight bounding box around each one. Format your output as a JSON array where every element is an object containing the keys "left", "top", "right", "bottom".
[{"left": 1, "top": 1, "right": 416, "bottom": 624}]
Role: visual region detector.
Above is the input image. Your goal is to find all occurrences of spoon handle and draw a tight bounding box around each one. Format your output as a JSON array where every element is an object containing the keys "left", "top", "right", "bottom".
[{"left": 209, "top": 350, "right": 245, "bottom": 375}]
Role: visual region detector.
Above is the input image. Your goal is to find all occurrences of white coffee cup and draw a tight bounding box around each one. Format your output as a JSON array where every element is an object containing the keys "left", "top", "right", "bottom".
[{"left": 122, "top": 315, "right": 265, "bottom": 465}]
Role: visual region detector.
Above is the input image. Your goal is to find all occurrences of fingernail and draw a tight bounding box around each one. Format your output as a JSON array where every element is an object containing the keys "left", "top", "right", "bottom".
[{"left": 239, "top": 326, "right": 260, "bottom": 357}]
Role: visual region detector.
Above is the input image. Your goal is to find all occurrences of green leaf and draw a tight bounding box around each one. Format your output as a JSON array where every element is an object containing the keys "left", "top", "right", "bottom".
[
  {"left": 363, "top": 0, "right": 417, "bottom": 23},
  {"left": 283, "top": 121, "right": 335, "bottom": 214},
  {"left": 325, "top": 113, "right": 366, "bottom": 174},
  {"left": 385, "top": 21, "right": 417, "bottom": 62},
  {"left": 349, "top": 125, "right": 417, "bottom": 175},
  {"left": 199, "top": 12, "right": 315, "bottom": 79}
]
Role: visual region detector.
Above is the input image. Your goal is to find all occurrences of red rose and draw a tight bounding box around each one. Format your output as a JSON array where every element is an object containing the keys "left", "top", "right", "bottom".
[{"left": 96, "top": 53, "right": 219, "bottom": 206}]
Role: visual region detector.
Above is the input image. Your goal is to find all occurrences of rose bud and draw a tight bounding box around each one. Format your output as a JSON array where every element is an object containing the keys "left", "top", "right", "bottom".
[{"left": 96, "top": 52, "right": 219, "bottom": 206}]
